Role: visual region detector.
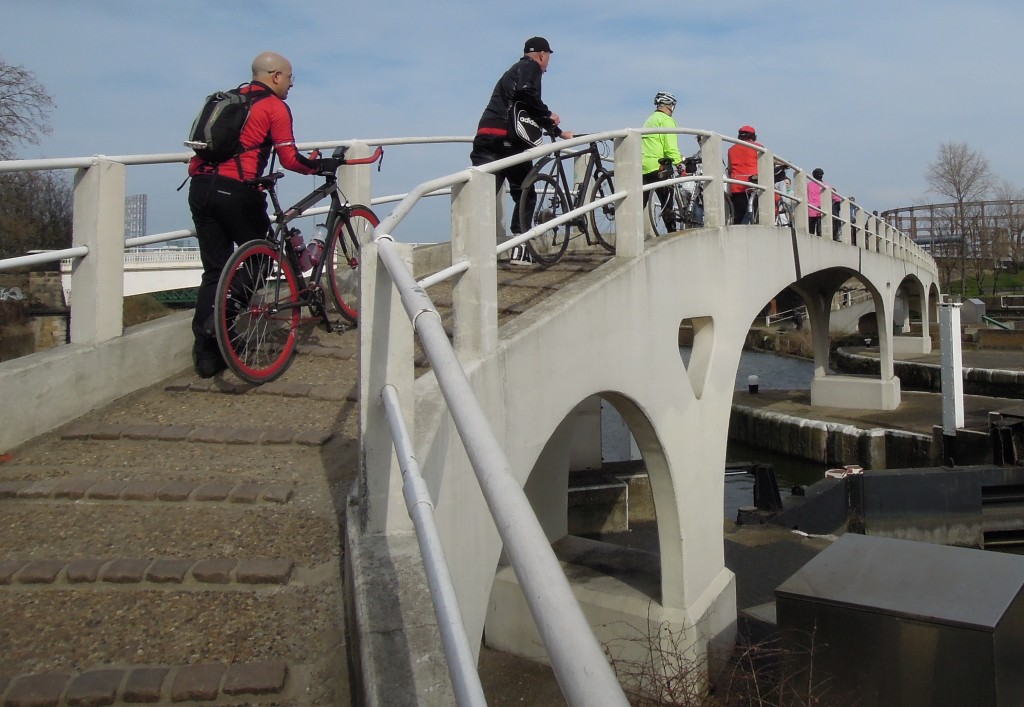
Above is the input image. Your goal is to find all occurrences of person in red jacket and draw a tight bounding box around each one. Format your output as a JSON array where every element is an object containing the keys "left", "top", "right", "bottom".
[
  {"left": 727, "top": 125, "right": 761, "bottom": 224},
  {"left": 187, "top": 51, "right": 338, "bottom": 377}
]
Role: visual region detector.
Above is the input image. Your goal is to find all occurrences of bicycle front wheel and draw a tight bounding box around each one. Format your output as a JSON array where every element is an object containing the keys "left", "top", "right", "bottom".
[
  {"left": 215, "top": 239, "right": 300, "bottom": 384},
  {"left": 325, "top": 205, "right": 379, "bottom": 325},
  {"left": 587, "top": 171, "right": 617, "bottom": 253},
  {"left": 519, "top": 174, "right": 570, "bottom": 265}
]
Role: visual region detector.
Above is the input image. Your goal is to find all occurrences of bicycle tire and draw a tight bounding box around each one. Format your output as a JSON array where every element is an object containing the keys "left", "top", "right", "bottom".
[
  {"left": 647, "top": 186, "right": 681, "bottom": 237},
  {"left": 215, "top": 239, "right": 300, "bottom": 384},
  {"left": 325, "top": 204, "right": 379, "bottom": 324},
  {"left": 724, "top": 191, "right": 736, "bottom": 225},
  {"left": 519, "top": 173, "right": 570, "bottom": 265},
  {"left": 647, "top": 189, "right": 665, "bottom": 238},
  {"left": 587, "top": 171, "right": 617, "bottom": 253}
]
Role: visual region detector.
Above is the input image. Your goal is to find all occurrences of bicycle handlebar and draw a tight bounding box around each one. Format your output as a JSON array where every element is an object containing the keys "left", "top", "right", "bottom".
[{"left": 339, "top": 144, "right": 385, "bottom": 166}]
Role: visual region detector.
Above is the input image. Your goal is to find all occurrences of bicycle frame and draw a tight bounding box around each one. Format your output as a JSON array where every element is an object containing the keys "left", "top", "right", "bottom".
[
  {"left": 213, "top": 145, "right": 382, "bottom": 384},
  {"left": 529, "top": 141, "right": 611, "bottom": 243},
  {"left": 256, "top": 145, "right": 383, "bottom": 324}
]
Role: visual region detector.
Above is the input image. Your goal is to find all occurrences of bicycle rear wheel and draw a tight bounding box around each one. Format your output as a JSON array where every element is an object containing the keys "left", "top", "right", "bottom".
[
  {"left": 647, "top": 187, "right": 681, "bottom": 237},
  {"left": 519, "top": 174, "right": 570, "bottom": 265},
  {"left": 325, "top": 205, "right": 379, "bottom": 324},
  {"left": 724, "top": 191, "right": 736, "bottom": 225},
  {"left": 215, "top": 239, "right": 300, "bottom": 384},
  {"left": 587, "top": 170, "right": 617, "bottom": 253}
]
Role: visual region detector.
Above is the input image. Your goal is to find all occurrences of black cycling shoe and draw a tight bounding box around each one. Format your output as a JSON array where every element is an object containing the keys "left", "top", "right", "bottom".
[{"left": 192, "top": 341, "right": 227, "bottom": 378}]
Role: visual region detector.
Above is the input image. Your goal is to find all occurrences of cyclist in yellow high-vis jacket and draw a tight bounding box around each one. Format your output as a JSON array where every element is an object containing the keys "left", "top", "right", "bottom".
[{"left": 641, "top": 92, "right": 683, "bottom": 233}]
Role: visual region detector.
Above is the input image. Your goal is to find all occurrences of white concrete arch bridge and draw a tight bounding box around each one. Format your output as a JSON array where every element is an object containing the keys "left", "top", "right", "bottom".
[
  {"left": 0, "top": 128, "right": 938, "bottom": 704},
  {"left": 353, "top": 128, "right": 939, "bottom": 703}
]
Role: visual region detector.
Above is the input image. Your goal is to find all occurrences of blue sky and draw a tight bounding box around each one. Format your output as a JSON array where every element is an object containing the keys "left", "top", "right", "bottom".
[{"left": 2, "top": 1, "right": 1022, "bottom": 241}]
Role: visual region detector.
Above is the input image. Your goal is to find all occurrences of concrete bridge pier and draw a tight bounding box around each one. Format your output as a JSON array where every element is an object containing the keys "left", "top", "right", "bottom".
[
  {"left": 796, "top": 271, "right": 903, "bottom": 411},
  {"left": 893, "top": 277, "right": 937, "bottom": 355}
]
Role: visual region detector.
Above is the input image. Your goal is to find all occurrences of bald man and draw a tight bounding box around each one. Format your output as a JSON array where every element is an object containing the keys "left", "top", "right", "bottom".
[{"left": 186, "top": 52, "right": 337, "bottom": 377}]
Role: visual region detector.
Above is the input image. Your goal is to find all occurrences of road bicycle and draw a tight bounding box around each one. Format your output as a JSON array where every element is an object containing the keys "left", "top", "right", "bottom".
[
  {"left": 213, "top": 145, "right": 382, "bottom": 384},
  {"left": 518, "top": 138, "right": 618, "bottom": 264},
  {"left": 734, "top": 165, "right": 790, "bottom": 227},
  {"left": 647, "top": 152, "right": 734, "bottom": 237},
  {"left": 647, "top": 150, "right": 712, "bottom": 233}
]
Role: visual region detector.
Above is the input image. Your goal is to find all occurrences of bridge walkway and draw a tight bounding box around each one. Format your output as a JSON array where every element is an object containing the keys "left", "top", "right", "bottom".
[{"left": 0, "top": 252, "right": 605, "bottom": 705}]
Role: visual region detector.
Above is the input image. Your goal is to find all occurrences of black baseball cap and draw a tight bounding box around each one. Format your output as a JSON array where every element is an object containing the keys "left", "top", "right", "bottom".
[{"left": 524, "top": 36, "right": 553, "bottom": 54}]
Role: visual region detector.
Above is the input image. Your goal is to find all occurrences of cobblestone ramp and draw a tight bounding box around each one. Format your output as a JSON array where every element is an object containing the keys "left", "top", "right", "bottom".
[{"left": 0, "top": 252, "right": 607, "bottom": 706}]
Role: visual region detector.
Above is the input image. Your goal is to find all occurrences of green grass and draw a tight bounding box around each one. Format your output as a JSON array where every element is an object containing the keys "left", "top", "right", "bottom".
[{"left": 123, "top": 294, "right": 173, "bottom": 327}]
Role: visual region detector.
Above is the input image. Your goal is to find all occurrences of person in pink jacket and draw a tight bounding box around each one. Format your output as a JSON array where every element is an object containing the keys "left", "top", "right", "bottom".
[{"left": 807, "top": 167, "right": 841, "bottom": 237}]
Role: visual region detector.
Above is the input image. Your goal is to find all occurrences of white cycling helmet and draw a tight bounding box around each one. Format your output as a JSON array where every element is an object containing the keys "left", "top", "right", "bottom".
[{"left": 654, "top": 91, "right": 677, "bottom": 106}]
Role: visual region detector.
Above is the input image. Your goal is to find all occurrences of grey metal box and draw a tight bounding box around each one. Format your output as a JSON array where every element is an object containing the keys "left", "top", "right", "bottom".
[{"left": 776, "top": 533, "right": 1024, "bottom": 707}]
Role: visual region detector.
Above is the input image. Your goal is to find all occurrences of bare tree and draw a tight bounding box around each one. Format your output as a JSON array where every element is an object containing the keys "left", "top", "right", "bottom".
[
  {"left": 928, "top": 206, "right": 962, "bottom": 293},
  {"left": 0, "top": 57, "right": 55, "bottom": 159},
  {"left": 991, "top": 181, "right": 1024, "bottom": 275},
  {"left": 0, "top": 58, "right": 70, "bottom": 259},
  {"left": 0, "top": 171, "right": 73, "bottom": 258},
  {"left": 925, "top": 142, "right": 994, "bottom": 294}
]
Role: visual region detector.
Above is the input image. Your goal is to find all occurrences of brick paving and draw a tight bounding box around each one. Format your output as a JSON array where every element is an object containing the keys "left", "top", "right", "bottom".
[
  {"left": 0, "top": 660, "right": 290, "bottom": 705},
  {"left": 0, "top": 558, "right": 296, "bottom": 587},
  {"left": 0, "top": 254, "right": 609, "bottom": 705}
]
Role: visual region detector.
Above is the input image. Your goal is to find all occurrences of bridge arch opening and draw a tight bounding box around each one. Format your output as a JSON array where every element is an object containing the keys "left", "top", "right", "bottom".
[
  {"left": 485, "top": 390, "right": 698, "bottom": 674},
  {"left": 678, "top": 316, "right": 714, "bottom": 400}
]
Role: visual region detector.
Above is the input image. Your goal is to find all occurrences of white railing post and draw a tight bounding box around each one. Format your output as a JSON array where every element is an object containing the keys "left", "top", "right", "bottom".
[
  {"left": 338, "top": 140, "right": 374, "bottom": 222},
  {"left": 70, "top": 158, "right": 126, "bottom": 345},
  {"left": 451, "top": 169, "right": 498, "bottom": 357},
  {"left": 939, "top": 301, "right": 965, "bottom": 434},
  {"left": 700, "top": 134, "right": 726, "bottom": 228},
  {"left": 836, "top": 196, "right": 850, "bottom": 244},
  {"left": 359, "top": 239, "right": 416, "bottom": 535},
  {"left": 821, "top": 185, "right": 835, "bottom": 241},
  {"left": 792, "top": 168, "right": 809, "bottom": 234},
  {"left": 756, "top": 148, "right": 775, "bottom": 225},
  {"left": 613, "top": 130, "right": 644, "bottom": 257}
]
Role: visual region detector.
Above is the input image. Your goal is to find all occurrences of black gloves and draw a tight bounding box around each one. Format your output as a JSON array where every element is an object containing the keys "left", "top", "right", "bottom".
[{"left": 315, "top": 157, "right": 342, "bottom": 175}]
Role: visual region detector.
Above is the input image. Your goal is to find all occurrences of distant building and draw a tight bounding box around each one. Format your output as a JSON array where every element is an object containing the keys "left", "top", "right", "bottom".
[{"left": 124, "top": 194, "right": 147, "bottom": 241}]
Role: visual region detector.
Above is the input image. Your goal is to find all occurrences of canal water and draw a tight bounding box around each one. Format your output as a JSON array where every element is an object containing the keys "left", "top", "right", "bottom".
[{"left": 601, "top": 348, "right": 821, "bottom": 518}]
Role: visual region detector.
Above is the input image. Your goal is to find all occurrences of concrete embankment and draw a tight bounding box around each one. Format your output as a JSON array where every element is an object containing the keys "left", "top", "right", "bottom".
[
  {"left": 727, "top": 344, "right": 1024, "bottom": 469},
  {"left": 729, "top": 396, "right": 932, "bottom": 470},
  {"left": 834, "top": 346, "right": 1024, "bottom": 397},
  {"left": 728, "top": 387, "right": 1009, "bottom": 470}
]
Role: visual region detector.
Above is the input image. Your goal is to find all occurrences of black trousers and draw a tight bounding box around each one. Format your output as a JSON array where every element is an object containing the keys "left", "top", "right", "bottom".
[
  {"left": 730, "top": 191, "right": 751, "bottom": 225},
  {"left": 642, "top": 170, "right": 676, "bottom": 232},
  {"left": 470, "top": 135, "right": 535, "bottom": 235},
  {"left": 188, "top": 175, "right": 270, "bottom": 352}
]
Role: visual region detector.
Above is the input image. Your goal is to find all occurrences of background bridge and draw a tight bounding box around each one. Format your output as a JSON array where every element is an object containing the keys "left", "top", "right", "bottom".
[{"left": 0, "top": 128, "right": 938, "bottom": 704}]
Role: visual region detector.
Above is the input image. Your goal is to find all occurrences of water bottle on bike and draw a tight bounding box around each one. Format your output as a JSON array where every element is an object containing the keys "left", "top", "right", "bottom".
[{"left": 288, "top": 228, "right": 313, "bottom": 271}]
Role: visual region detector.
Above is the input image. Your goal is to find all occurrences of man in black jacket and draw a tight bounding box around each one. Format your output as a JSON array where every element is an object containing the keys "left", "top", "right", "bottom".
[{"left": 470, "top": 36, "right": 574, "bottom": 262}]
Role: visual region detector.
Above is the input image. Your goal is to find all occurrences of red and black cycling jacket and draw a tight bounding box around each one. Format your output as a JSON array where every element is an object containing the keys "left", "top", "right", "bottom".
[
  {"left": 475, "top": 57, "right": 561, "bottom": 140},
  {"left": 188, "top": 81, "right": 317, "bottom": 182}
]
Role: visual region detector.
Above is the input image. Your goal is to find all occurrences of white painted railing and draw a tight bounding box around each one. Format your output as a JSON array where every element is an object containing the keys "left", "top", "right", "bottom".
[{"left": 0, "top": 137, "right": 468, "bottom": 346}]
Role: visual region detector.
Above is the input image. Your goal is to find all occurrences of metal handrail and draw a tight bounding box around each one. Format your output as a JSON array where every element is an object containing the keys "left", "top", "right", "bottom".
[
  {"left": 380, "top": 384, "right": 487, "bottom": 707},
  {"left": 373, "top": 238, "right": 630, "bottom": 706}
]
